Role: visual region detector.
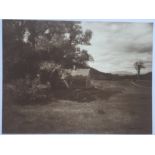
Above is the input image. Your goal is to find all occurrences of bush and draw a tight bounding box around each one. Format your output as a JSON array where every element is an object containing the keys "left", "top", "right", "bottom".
[{"left": 9, "top": 76, "right": 51, "bottom": 104}]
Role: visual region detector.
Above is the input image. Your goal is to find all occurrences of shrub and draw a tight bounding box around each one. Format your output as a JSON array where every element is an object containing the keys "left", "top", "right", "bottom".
[{"left": 10, "top": 76, "right": 51, "bottom": 104}]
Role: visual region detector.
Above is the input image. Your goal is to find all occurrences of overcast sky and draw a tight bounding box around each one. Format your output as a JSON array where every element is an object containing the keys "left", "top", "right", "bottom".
[{"left": 81, "top": 22, "right": 153, "bottom": 74}]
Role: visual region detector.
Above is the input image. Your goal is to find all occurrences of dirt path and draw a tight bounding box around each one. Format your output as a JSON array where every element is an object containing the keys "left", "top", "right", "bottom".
[{"left": 130, "top": 81, "right": 151, "bottom": 88}]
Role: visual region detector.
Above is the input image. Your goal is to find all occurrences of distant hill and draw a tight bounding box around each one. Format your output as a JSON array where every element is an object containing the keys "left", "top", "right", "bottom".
[
  {"left": 112, "top": 71, "right": 134, "bottom": 75},
  {"left": 89, "top": 67, "right": 152, "bottom": 80}
]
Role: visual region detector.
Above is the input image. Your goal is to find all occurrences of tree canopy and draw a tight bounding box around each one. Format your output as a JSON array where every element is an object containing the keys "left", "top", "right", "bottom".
[{"left": 3, "top": 20, "right": 93, "bottom": 81}]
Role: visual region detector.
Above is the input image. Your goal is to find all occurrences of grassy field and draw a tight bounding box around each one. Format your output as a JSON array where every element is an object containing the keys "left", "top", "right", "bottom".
[{"left": 3, "top": 79, "right": 152, "bottom": 134}]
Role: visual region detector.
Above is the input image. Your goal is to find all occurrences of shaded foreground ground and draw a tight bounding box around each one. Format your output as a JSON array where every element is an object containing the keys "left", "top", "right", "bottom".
[{"left": 3, "top": 79, "right": 152, "bottom": 134}]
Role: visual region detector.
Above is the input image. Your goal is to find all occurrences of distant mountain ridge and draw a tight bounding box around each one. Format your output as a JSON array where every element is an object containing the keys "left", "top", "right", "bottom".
[
  {"left": 112, "top": 71, "right": 134, "bottom": 75},
  {"left": 89, "top": 67, "right": 152, "bottom": 80}
]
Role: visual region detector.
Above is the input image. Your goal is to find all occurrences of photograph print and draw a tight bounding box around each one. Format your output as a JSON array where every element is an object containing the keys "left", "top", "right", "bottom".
[{"left": 2, "top": 20, "right": 153, "bottom": 134}]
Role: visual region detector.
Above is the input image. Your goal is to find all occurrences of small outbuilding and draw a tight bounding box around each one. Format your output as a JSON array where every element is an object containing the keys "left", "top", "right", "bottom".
[{"left": 60, "top": 67, "right": 92, "bottom": 88}]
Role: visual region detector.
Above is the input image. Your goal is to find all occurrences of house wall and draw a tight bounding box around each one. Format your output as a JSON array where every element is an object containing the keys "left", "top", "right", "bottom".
[{"left": 62, "top": 69, "right": 92, "bottom": 88}]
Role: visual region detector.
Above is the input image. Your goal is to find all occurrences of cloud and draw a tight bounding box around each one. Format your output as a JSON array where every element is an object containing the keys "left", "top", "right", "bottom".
[
  {"left": 125, "top": 44, "right": 152, "bottom": 54},
  {"left": 81, "top": 22, "right": 153, "bottom": 74}
]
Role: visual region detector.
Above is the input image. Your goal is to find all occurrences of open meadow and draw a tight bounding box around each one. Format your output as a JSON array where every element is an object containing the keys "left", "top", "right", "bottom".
[{"left": 3, "top": 79, "right": 152, "bottom": 134}]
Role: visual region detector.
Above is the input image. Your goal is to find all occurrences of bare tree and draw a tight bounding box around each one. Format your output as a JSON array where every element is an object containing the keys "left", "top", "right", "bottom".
[{"left": 134, "top": 61, "right": 145, "bottom": 78}]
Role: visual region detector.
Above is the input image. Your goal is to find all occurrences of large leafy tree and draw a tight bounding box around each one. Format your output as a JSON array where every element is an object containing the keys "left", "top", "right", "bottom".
[{"left": 3, "top": 20, "right": 93, "bottom": 82}]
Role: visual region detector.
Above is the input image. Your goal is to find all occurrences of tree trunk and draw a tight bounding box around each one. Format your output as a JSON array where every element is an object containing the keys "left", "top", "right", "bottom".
[{"left": 137, "top": 68, "right": 141, "bottom": 79}]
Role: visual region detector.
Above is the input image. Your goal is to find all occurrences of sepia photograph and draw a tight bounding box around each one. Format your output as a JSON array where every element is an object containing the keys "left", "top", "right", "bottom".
[{"left": 2, "top": 20, "right": 153, "bottom": 134}]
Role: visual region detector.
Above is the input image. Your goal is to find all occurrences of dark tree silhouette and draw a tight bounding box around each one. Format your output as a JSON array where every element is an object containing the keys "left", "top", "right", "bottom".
[
  {"left": 134, "top": 61, "right": 145, "bottom": 78},
  {"left": 3, "top": 20, "right": 93, "bottom": 82}
]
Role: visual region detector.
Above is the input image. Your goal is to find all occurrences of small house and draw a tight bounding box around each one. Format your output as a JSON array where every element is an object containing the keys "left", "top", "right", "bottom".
[{"left": 60, "top": 66, "right": 92, "bottom": 88}]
